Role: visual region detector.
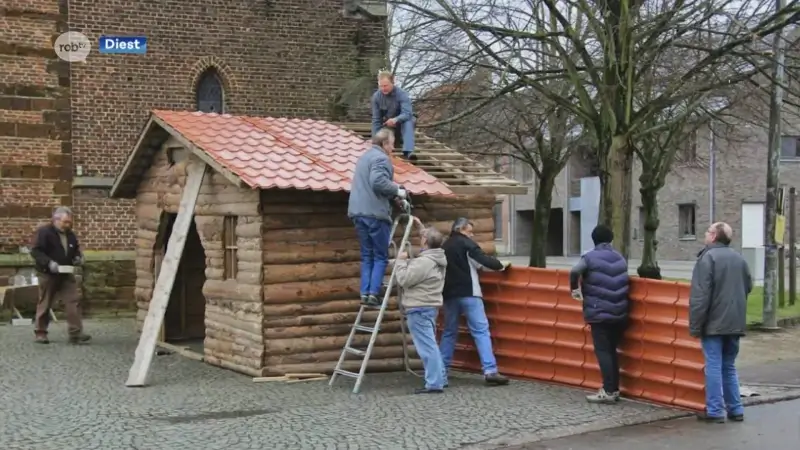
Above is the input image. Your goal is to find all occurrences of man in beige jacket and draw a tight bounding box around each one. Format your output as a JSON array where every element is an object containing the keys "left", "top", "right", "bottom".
[{"left": 395, "top": 225, "right": 447, "bottom": 394}]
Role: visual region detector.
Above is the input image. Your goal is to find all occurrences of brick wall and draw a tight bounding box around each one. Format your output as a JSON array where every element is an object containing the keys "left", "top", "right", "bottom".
[
  {"left": 69, "top": 0, "right": 385, "bottom": 249},
  {"left": 0, "top": 1, "right": 72, "bottom": 253},
  {"left": 3, "top": 0, "right": 385, "bottom": 252}
]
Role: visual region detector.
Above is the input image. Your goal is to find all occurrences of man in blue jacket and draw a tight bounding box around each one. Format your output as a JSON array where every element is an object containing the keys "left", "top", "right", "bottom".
[
  {"left": 348, "top": 128, "right": 407, "bottom": 307},
  {"left": 372, "top": 71, "right": 416, "bottom": 161},
  {"left": 569, "top": 224, "right": 630, "bottom": 404}
]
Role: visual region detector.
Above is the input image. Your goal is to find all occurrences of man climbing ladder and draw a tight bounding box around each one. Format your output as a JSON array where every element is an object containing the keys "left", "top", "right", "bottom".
[{"left": 348, "top": 127, "right": 408, "bottom": 307}]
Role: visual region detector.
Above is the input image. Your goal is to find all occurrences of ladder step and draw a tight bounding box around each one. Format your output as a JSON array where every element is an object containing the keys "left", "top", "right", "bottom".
[
  {"left": 334, "top": 369, "right": 359, "bottom": 378},
  {"left": 354, "top": 324, "right": 376, "bottom": 333},
  {"left": 344, "top": 346, "right": 367, "bottom": 356}
]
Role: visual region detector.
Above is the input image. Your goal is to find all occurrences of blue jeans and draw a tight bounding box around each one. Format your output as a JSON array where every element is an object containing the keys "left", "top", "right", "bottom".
[
  {"left": 406, "top": 307, "right": 445, "bottom": 390},
  {"left": 373, "top": 117, "right": 415, "bottom": 155},
  {"left": 395, "top": 119, "right": 415, "bottom": 155},
  {"left": 353, "top": 216, "right": 392, "bottom": 296},
  {"left": 701, "top": 335, "right": 744, "bottom": 418},
  {"left": 439, "top": 296, "right": 498, "bottom": 381}
]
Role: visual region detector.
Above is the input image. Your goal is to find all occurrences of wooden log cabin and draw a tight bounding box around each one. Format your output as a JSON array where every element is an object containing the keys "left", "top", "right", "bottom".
[{"left": 110, "top": 110, "right": 524, "bottom": 380}]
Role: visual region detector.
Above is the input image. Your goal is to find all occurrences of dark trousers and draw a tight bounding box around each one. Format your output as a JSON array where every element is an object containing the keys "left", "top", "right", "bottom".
[
  {"left": 35, "top": 273, "right": 83, "bottom": 336},
  {"left": 590, "top": 321, "right": 627, "bottom": 393}
]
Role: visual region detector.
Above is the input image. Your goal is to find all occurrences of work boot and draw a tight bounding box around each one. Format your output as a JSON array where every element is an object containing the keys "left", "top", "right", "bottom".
[
  {"left": 586, "top": 388, "right": 618, "bottom": 404},
  {"left": 360, "top": 295, "right": 369, "bottom": 306},
  {"left": 34, "top": 334, "right": 49, "bottom": 344},
  {"left": 414, "top": 387, "right": 444, "bottom": 395},
  {"left": 68, "top": 334, "right": 92, "bottom": 345},
  {"left": 484, "top": 373, "right": 509, "bottom": 386},
  {"left": 611, "top": 390, "right": 621, "bottom": 401},
  {"left": 696, "top": 411, "right": 725, "bottom": 423},
  {"left": 365, "top": 295, "right": 381, "bottom": 308},
  {"left": 402, "top": 152, "right": 418, "bottom": 162},
  {"left": 727, "top": 413, "right": 744, "bottom": 422}
]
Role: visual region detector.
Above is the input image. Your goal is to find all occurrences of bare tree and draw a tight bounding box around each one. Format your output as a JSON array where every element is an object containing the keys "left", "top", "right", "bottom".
[{"left": 396, "top": 0, "right": 800, "bottom": 259}]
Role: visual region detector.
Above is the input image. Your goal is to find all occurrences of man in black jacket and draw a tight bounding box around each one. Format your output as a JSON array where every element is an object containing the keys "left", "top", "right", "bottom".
[
  {"left": 440, "top": 217, "right": 510, "bottom": 386},
  {"left": 29, "top": 207, "right": 90, "bottom": 344}
]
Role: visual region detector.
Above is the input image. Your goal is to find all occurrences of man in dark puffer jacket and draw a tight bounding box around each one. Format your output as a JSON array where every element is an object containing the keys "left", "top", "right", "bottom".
[{"left": 569, "top": 224, "right": 630, "bottom": 404}]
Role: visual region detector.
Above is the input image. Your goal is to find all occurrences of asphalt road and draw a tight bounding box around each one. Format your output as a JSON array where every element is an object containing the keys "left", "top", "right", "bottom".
[{"left": 515, "top": 398, "right": 800, "bottom": 450}]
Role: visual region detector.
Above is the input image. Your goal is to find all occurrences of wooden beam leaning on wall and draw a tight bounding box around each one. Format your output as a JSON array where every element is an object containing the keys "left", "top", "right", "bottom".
[{"left": 126, "top": 159, "right": 207, "bottom": 387}]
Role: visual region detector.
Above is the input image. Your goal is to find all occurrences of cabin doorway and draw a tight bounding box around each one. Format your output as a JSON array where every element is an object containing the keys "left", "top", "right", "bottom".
[{"left": 153, "top": 212, "right": 207, "bottom": 352}]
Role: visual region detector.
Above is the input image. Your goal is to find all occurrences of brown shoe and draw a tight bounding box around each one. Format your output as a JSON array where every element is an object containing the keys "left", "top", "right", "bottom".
[
  {"left": 68, "top": 334, "right": 91, "bottom": 345},
  {"left": 34, "top": 335, "right": 50, "bottom": 344},
  {"left": 485, "top": 373, "right": 509, "bottom": 386}
]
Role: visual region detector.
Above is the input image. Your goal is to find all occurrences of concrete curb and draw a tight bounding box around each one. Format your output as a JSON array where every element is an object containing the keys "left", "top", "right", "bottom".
[{"left": 477, "top": 389, "right": 800, "bottom": 449}]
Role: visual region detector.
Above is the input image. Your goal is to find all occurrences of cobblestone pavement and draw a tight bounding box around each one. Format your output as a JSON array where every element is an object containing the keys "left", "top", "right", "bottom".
[{"left": 0, "top": 319, "right": 683, "bottom": 450}]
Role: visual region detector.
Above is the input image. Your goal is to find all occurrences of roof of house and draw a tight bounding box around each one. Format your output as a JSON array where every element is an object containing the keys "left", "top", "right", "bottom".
[{"left": 110, "top": 110, "right": 454, "bottom": 199}]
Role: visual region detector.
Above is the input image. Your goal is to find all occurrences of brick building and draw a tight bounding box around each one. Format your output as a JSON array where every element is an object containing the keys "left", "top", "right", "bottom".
[{"left": 1, "top": 0, "right": 385, "bottom": 253}]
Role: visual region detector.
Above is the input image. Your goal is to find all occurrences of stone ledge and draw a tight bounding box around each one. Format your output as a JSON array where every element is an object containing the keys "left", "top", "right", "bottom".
[
  {"left": 72, "top": 176, "right": 114, "bottom": 189},
  {"left": 0, "top": 250, "right": 135, "bottom": 267}
]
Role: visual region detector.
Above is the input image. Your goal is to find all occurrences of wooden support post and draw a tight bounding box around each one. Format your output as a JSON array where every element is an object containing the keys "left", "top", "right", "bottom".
[{"left": 126, "top": 160, "right": 206, "bottom": 387}]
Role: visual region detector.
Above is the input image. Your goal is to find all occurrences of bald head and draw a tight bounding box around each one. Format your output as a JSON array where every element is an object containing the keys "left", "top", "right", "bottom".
[{"left": 705, "top": 221, "right": 733, "bottom": 246}]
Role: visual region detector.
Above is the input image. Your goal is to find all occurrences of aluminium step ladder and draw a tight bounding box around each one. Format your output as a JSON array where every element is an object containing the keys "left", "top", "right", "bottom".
[{"left": 330, "top": 201, "right": 424, "bottom": 393}]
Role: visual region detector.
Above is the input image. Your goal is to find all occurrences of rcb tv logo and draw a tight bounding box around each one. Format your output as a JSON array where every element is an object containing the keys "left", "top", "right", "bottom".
[{"left": 54, "top": 32, "right": 91, "bottom": 62}]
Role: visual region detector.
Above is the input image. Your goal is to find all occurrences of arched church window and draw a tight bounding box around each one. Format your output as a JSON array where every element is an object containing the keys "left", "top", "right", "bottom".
[{"left": 195, "top": 69, "right": 224, "bottom": 113}]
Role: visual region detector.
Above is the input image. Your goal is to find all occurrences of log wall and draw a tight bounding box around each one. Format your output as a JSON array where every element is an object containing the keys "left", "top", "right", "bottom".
[
  {"left": 132, "top": 143, "right": 264, "bottom": 376},
  {"left": 259, "top": 190, "right": 496, "bottom": 376}
]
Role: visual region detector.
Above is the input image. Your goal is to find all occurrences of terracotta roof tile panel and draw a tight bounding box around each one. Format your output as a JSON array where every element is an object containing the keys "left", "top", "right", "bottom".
[{"left": 152, "top": 110, "right": 452, "bottom": 196}]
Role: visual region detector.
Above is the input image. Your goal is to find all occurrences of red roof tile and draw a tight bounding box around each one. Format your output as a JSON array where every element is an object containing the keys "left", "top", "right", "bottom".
[{"left": 151, "top": 110, "right": 452, "bottom": 196}]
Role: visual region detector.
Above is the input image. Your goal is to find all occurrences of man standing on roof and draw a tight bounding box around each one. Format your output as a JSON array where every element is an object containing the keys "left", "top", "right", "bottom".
[
  {"left": 440, "top": 217, "right": 510, "bottom": 386},
  {"left": 348, "top": 128, "right": 408, "bottom": 308},
  {"left": 372, "top": 70, "right": 417, "bottom": 161}
]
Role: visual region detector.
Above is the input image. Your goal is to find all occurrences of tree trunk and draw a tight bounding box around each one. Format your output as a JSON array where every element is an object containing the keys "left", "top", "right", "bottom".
[
  {"left": 637, "top": 186, "right": 662, "bottom": 279},
  {"left": 529, "top": 172, "right": 557, "bottom": 268},
  {"left": 599, "top": 134, "right": 634, "bottom": 259}
]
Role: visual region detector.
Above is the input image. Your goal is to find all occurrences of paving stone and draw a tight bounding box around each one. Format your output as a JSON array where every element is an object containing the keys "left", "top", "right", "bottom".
[{"left": 0, "top": 319, "right": 680, "bottom": 450}]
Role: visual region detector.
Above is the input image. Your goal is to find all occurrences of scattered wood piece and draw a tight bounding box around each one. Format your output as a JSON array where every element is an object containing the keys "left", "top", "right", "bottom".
[
  {"left": 286, "top": 376, "right": 329, "bottom": 384},
  {"left": 253, "top": 376, "right": 289, "bottom": 383},
  {"left": 253, "top": 372, "right": 328, "bottom": 383}
]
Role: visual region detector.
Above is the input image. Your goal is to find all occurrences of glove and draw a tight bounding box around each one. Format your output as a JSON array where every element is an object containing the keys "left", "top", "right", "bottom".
[
  {"left": 47, "top": 261, "right": 59, "bottom": 273},
  {"left": 501, "top": 261, "right": 512, "bottom": 271},
  {"left": 571, "top": 289, "right": 584, "bottom": 302},
  {"left": 73, "top": 256, "right": 84, "bottom": 266},
  {"left": 396, "top": 188, "right": 407, "bottom": 199}
]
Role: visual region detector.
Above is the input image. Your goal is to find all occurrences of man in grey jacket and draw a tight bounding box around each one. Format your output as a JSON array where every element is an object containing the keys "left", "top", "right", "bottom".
[
  {"left": 348, "top": 128, "right": 408, "bottom": 307},
  {"left": 689, "top": 222, "right": 752, "bottom": 423},
  {"left": 395, "top": 226, "right": 447, "bottom": 394}
]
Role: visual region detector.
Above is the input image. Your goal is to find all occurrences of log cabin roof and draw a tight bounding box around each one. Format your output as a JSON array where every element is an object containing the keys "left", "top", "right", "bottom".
[
  {"left": 335, "top": 123, "right": 527, "bottom": 195},
  {"left": 110, "top": 110, "right": 455, "bottom": 199}
]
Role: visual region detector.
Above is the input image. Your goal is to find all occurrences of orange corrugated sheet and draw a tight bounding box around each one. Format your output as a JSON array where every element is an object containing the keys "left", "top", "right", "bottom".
[
  {"left": 152, "top": 110, "right": 453, "bottom": 196},
  {"left": 441, "top": 267, "right": 705, "bottom": 412}
]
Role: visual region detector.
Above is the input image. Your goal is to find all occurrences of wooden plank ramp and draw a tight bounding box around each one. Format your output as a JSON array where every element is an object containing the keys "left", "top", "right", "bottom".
[
  {"left": 334, "top": 122, "right": 527, "bottom": 195},
  {"left": 126, "top": 159, "right": 207, "bottom": 387}
]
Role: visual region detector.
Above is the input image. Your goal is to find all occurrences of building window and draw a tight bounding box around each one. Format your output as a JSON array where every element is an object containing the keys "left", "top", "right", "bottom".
[
  {"left": 780, "top": 136, "right": 800, "bottom": 160},
  {"left": 678, "top": 204, "right": 696, "bottom": 239},
  {"left": 637, "top": 207, "right": 645, "bottom": 241},
  {"left": 223, "top": 215, "right": 238, "bottom": 280},
  {"left": 196, "top": 69, "right": 225, "bottom": 113},
  {"left": 493, "top": 201, "right": 503, "bottom": 240},
  {"left": 520, "top": 161, "right": 534, "bottom": 184},
  {"left": 679, "top": 130, "right": 697, "bottom": 162}
]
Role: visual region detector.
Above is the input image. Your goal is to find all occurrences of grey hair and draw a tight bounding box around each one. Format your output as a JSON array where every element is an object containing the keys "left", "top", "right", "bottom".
[
  {"left": 371, "top": 128, "right": 395, "bottom": 147},
  {"left": 52, "top": 206, "right": 73, "bottom": 220},
  {"left": 423, "top": 227, "right": 444, "bottom": 249},
  {"left": 451, "top": 217, "right": 473, "bottom": 234},
  {"left": 710, "top": 221, "right": 733, "bottom": 246}
]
